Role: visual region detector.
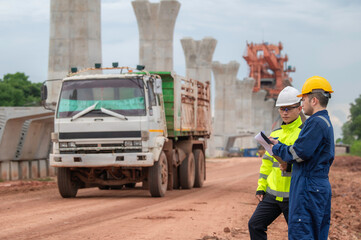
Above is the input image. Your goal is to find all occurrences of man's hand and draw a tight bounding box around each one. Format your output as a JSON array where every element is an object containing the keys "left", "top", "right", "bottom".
[
  {"left": 268, "top": 137, "right": 279, "bottom": 145},
  {"left": 279, "top": 162, "right": 287, "bottom": 171},
  {"left": 255, "top": 194, "right": 264, "bottom": 202}
]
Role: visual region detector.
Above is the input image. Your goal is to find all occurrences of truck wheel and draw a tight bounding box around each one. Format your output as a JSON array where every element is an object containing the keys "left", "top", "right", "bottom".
[
  {"left": 193, "top": 149, "right": 205, "bottom": 188},
  {"left": 149, "top": 151, "right": 168, "bottom": 197},
  {"left": 180, "top": 152, "right": 195, "bottom": 189},
  {"left": 57, "top": 167, "right": 78, "bottom": 198}
]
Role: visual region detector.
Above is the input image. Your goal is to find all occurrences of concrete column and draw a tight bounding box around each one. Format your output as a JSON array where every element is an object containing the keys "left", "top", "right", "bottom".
[
  {"left": 181, "top": 37, "right": 217, "bottom": 83},
  {"left": 234, "top": 77, "right": 255, "bottom": 149},
  {"left": 212, "top": 61, "right": 240, "bottom": 135},
  {"left": 48, "top": 0, "right": 102, "bottom": 105},
  {"left": 132, "top": 0, "right": 180, "bottom": 71},
  {"left": 208, "top": 61, "right": 240, "bottom": 156},
  {"left": 251, "top": 90, "right": 267, "bottom": 135},
  {"left": 263, "top": 99, "right": 276, "bottom": 136}
]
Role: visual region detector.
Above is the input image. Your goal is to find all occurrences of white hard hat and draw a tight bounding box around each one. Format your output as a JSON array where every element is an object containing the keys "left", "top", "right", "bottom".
[{"left": 276, "top": 86, "right": 301, "bottom": 107}]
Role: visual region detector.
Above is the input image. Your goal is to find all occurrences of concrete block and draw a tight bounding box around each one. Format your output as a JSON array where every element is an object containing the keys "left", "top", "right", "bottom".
[
  {"left": 0, "top": 161, "right": 10, "bottom": 181},
  {"left": 10, "top": 161, "right": 19, "bottom": 180},
  {"left": 19, "top": 161, "right": 30, "bottom": 179},
  {"left": 19, "top": 117, "right": 53, "bottom": 161},
  {"left": 39, "top": 160, "right": 48, "bottom": 178},
  {"left": 0, "top": 108, "right": 53, "bottom": 162},
  {"left": 31, "top": 160, "right": 39, "bottom": 179}
]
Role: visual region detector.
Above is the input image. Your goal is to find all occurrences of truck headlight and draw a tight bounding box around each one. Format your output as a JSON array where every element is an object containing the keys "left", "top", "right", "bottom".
[
  {"left": 124, "top": 140, "right": 133, "bottom": 147},
  {"left": 59, "top": 142, "right": 76, "bottom": 148},
  {"left": 59, "top": 142, "right": 68, "bottom": 148},
  {"left": 133, "top": 141, "right": 142, "bottom": 147}
]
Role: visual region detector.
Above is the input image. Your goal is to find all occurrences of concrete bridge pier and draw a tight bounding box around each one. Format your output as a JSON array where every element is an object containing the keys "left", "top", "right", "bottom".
[
  {"left": 210, "top": 61, "right": 240, "bottom": 156},
  {"left": 181, "top": 37, "right": 217, "bottom": 83},
  {"left": 235, "top": 77, "right": 256, "bottom": 149},
  {"left": 47, "top": 0, "right": 102, "bottom": 107},
  {"left": 132, "top": 0, "right": 181, "bottom": 71}
]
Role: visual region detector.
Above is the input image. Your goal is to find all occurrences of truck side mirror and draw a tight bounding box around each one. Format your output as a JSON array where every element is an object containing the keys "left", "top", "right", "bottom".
[
  {"left": 41, "top": 81, "right": 56, "bottom": 111},
  {"left": 41, "top": 82, "right": 48, "bottom": 102},
  {"left": 154, "top": 78, "right": 162, "bottom": 95}
]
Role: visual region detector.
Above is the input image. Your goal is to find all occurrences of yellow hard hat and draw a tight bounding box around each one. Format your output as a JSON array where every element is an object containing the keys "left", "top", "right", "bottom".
[{"left": 297, "top": 76, "right": 334, "bottom": 97}]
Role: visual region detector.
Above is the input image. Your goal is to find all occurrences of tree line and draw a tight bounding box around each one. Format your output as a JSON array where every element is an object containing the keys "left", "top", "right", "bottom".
[
  {"left": 338, "top": 94, "right": 361, "bottom": 157},
  {"left": 0, "top": 72, "right": 42, "bottom": 106}
]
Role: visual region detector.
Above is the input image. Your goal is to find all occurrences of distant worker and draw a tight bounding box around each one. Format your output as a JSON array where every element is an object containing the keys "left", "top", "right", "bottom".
[
  {"left": 269, "top": 76, "right": 334, "bottom": 240},
  {"left": 248, "top": 86, "right": 303, "bottom": 239}
]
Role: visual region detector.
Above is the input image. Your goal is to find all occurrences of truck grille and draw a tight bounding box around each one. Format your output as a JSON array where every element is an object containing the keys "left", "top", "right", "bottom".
[{"left": 59, "top": 143, "right": 142, "bottom": 154}]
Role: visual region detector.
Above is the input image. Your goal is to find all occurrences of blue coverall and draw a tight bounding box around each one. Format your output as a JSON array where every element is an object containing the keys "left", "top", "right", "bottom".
[{"left": 272, "top": 110, "right": 334, "bottom": 240}]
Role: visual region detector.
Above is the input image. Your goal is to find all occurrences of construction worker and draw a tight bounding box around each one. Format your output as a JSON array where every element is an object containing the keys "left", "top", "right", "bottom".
[
  {"left": 269, "top": 76, "right": 334, "bottom": 240},
  {"left": 248, "top": 86, "right": 303, "bottom": 239}
]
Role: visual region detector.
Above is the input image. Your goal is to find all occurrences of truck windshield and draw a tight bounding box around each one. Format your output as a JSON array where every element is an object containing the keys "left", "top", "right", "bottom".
[{"left": 57, "top": 78, "right": 146, "bottom": 118}]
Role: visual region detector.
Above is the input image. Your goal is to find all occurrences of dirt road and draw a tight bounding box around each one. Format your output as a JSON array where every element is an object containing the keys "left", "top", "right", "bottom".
[
  {"left": 1, "top": 156, "right": 360, "bottom": 240},
  {"left": 1, "top": 157, "right": 286, "bottom": 240}
]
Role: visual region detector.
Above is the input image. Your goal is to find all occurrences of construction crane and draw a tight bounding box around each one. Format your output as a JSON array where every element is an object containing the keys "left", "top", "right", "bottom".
[{"left": 243, "top": 42, "right": 295, "bottom": 99}]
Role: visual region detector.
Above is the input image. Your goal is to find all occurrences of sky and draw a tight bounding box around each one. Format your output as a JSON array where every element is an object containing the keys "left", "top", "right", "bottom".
[{"left": 1, "top": 0, "right": 361, "bottom": 139}]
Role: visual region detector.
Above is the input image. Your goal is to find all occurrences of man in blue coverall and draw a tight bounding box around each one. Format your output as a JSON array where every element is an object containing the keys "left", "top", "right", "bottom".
[{"left": 269, "top": 76, "right": 334, "bottom": 240}]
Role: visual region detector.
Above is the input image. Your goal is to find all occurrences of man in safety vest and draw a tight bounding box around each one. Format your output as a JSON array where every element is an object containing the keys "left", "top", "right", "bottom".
[
  {"left": 269, "top": 76, "right": 334, "bottom": 240},
  {"left": 248, "top": 86, "right": 303, "bottom": 239}
]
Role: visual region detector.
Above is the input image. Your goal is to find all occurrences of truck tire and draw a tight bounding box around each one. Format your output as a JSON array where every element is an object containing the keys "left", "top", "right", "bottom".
[
  {"left": 180, "top": 152, "right": 195, "bottom": 189},
  {"left": 193, "top": 149, "right": 205, "bottom": 188},
  {"left": 149, "top": 151, "right": 168, "bottom": 197},
  {"left": 57, "top": 167, "right": 78, "bottom": 198}
]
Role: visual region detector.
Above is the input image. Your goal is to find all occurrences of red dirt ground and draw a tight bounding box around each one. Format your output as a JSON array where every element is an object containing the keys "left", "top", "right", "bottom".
[{"left": 0, "top": 156, "right": 360, "bottom": 239}]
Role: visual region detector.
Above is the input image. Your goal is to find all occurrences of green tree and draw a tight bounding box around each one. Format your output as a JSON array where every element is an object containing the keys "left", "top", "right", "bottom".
[
  {"left": 348, "top": 95, "right": 361, "bottom": 140},
  {"left": 350, "top": 140, "right": 361, "bottom": 157},
  {"left": 340, "top": 121, "right": 355, "bottom": 144},
  {"left": 0, "top": 72, "right": 41, "bottom": 106},
  {"left": 341, "top": 94, "right": 361, "bottom": 156}
]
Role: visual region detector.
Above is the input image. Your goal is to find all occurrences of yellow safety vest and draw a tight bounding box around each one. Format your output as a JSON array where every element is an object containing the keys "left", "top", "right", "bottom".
[{"left": 257, "top": 116, "right": 303, "bottom": 202}]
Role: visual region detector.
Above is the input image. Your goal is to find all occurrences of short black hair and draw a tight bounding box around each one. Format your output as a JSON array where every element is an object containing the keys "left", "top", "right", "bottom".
[{"left": 308, "top": 92, "right": 329, "bottom": 107}]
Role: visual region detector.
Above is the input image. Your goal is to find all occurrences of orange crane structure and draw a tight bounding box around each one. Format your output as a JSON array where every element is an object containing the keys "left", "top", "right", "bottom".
[{"left": 243, "top": 42, "right": 295, "bottom": 99}]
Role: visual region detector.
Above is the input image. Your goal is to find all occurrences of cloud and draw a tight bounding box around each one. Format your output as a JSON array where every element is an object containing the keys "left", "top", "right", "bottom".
[{"left": 0, "top": 0, "right": 49, "bottom": 23}]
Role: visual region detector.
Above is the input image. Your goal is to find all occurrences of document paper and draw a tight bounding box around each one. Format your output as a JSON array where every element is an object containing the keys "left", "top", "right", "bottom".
[{"left": 255, "top": 131, "right": 274, "bottom": 155}]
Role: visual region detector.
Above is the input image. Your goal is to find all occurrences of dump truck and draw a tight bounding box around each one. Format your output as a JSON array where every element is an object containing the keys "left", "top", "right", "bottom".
[{"left": 42, "top": 65, "right": 211, "bottom": 198}]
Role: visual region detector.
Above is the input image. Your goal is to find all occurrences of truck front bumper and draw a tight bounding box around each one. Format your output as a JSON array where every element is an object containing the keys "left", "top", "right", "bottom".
[{"left": 50, "top": 152, "right": 154, "bottom": 167}]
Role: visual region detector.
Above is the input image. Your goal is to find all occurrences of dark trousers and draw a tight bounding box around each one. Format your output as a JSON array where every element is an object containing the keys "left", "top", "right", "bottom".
[{"left": 248, "top": 193, "right": 289, "bottom": 240}]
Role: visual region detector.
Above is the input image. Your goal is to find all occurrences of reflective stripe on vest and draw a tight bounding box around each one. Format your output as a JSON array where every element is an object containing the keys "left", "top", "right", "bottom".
[
  {"left": 259, "top": 173, "right": 268, "bottom": 179},
  {"left": 262, "top": 154, "right": 274, "bottom": 162},
  {"left": 282, "top": 171, "right": 292, "bottom": 177},
  {"left": 266, "top": 186, "right": 289, "bottom": 198},
  {"left": 318, "top": 115, "right": 331, "bottom": 127},
  {"left": 290, "top": 145, "right": 304, "bottom": 163},
  {"left": 273, "top": 161, "right": 279, "bottom": 167}
]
